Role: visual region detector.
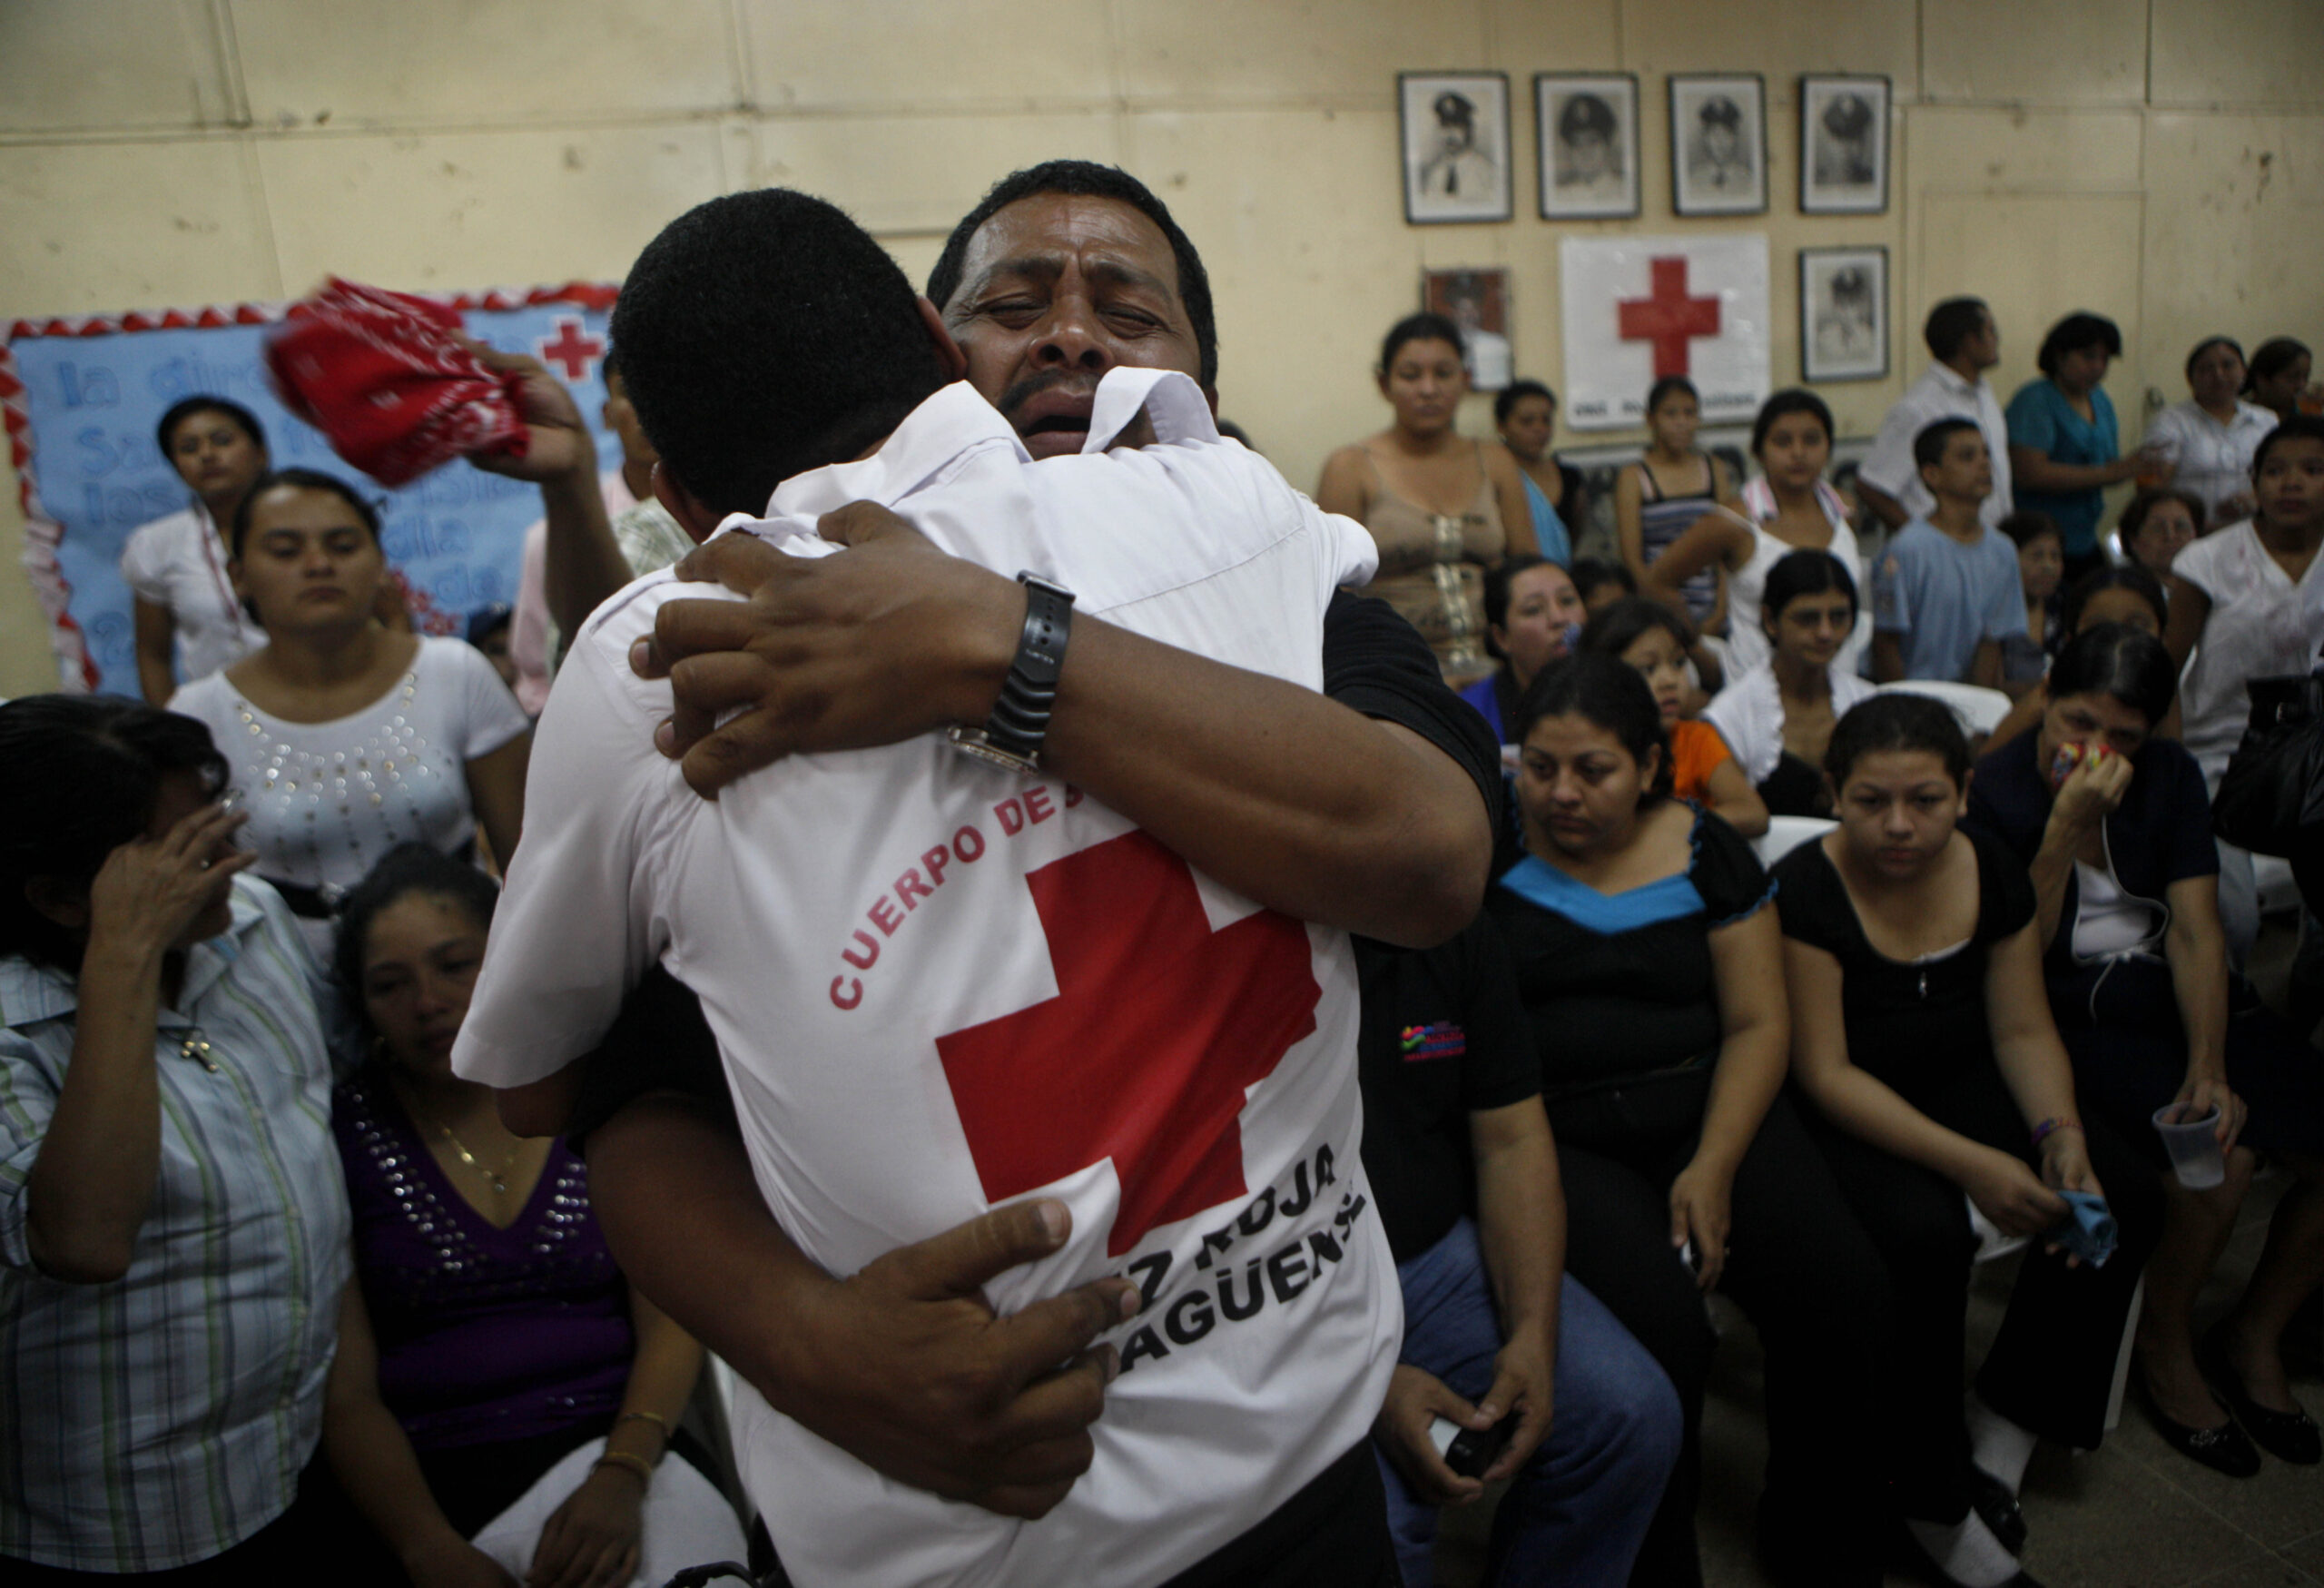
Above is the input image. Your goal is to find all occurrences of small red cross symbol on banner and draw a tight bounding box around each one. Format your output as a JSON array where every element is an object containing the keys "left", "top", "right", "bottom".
[
  {"left": 936, "top": 830, "right": 1320, "bottom": 1257},
  {"left": 537, "top": 318, "right": 606, "bottom": 380},
  {"left": 1618, "top": 258, "right": 1721, "bottom": 379}
]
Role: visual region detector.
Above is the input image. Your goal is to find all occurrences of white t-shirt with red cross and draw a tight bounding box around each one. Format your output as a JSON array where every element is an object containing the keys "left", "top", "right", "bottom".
[{"left": 454, "top": 369, "right": 1399, "bottom": 1588}]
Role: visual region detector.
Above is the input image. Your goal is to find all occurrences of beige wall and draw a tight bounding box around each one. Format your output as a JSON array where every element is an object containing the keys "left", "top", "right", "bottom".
[{"left": 3, "top": 0, "right": 2319, "bottom": 695}]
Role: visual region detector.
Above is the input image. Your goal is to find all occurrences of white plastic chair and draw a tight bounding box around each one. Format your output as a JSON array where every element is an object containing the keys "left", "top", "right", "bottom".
[
  {"left": 1754, "top": 815, "right": 1836, "bottom": 868},
  {"left": 1875, "top": 679, "right": 2014, "bottom": 738}
]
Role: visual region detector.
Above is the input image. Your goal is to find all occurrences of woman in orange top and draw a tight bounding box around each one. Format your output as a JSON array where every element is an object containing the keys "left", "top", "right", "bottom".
[{"left": 1582, "top": 597, "right": 1768, "bottom": 837}]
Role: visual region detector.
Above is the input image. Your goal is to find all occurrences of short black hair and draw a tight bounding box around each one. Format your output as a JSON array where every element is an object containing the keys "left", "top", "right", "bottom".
[
  {"left": 1494, "top": 379, "right": 1556, "bottom": 427},
  {"left": 157, "top": 395, "right": 267, "bottom": 460},
  {"left": 1482, "top": 552, "right": 1552, "bottom": 635},
  {"left": 2036, "top": 311, "right": 2122, "bottom": 378},
  {"left": 1382, "top": 312, "right": 1464, "bottom": 371},
  {"left": 1580, "top": 595, "right": 1694, "bottom": 662},
  {"left": 924, "top": 161, "right": 1218, "bottom": 390},
  {"left": 1761, "top": 548, "right": 1858, "bottom": 630},
  {"left": 334, "top": 843, "right": 500, "bottom": 1016},
  {"left": 612, "top": 189, "right": 950, "bottom": 518},
  {"left": 1825, "top": 692, "right": 1970, "bottom": 789},
  {"left": 2184, "top": 335, "right": 2243, "bottom": 383},
  {"left": 2245, "top": 337, "right": 2310, "bottom": 398},
  {"left": 1646, "top": 375, "right": 1699, "bottom": 417},
  {"left": 2047, "top": 622, "right": 2178, "bottom": 727},
  {"left": 1569, "top": 557, "right": 1635, "bottom": 602},
  {"left": 230, "top": 467, "right": 383, "bottom": 558},
  {"left": 1913, "top": 416, "right": 1983, "bottom": 473},
  {"left": 1750, "top": 388, "right": 1833, "bottom": 458},
  {"left": 1997, "top": 509, "right": 2061, "bottom": 551},
  {"left": 2061, "top": 564, "right": 2166, "bottom": 637},
  {"left": 1512, "top": 653, "right": 1673, "bottom": 799},
  {"left": 1923, "top": 298, "right": 1990, "bottom": 362},
  {"left": 0, "top": 696, "right": 229, "bottom": 970},
  {"left": 2253, "top": 414, "right": 2324, "bottom": 475}
]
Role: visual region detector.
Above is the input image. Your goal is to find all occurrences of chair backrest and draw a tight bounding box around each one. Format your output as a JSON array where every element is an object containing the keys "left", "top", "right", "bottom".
[
  {"left": 1875, "top": 679, "right": 2014, "bottom": 737},
  {"left": 1754, "top": 814, "right": 1836, "bottom": 868}
]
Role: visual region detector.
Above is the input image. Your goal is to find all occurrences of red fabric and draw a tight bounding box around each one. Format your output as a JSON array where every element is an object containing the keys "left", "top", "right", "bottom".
[{"left": 264, "top": 278, "right": 527, "bottom": 487}]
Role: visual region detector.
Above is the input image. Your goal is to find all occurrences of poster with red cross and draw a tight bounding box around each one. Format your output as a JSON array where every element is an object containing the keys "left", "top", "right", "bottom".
[{"left": 1557, "top": 234, "right": 1769, "bottom": 431}]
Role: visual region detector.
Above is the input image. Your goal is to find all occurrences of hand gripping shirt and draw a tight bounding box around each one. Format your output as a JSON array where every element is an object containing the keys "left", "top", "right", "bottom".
[{"left": 454, "top": 369, "right": 1399, "bottom": 1588}]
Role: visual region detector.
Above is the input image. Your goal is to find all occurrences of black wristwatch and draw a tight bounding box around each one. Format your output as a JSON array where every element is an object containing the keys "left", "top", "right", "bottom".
[{"left": 946, "top": 572, "right": 1076, "bottom": 774}]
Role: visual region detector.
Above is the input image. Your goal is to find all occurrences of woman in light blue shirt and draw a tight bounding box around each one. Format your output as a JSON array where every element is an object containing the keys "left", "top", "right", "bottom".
[
  {"left": 1492, "top": 380, "right": 1579, "bottom": 567},
  {"left": 2006, "top": 311, "right": 2162, "bottom": 585},
  {"left": 0, "top": 696, "right": 350, "bottom": 1580}
]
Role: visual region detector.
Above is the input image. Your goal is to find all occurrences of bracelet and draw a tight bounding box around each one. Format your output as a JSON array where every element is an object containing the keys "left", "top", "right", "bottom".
[
  {"left": 2030, "top": 1116, "right": 2082, "bottom": 1148},
  {"left": 946, "top": 572, "right": 1075, "bottom": 774},
  {"left": 615, "top": 1410, "right": 671, "bottom": 1441},
  {"left": 594, "top": 1450, "right": 655, "bottom": 1487}
]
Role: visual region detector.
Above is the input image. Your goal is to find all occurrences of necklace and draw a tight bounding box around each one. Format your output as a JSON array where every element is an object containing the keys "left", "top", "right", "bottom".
[{"left": 428, "top": 1115, "right": 521, "bottom": 1196}]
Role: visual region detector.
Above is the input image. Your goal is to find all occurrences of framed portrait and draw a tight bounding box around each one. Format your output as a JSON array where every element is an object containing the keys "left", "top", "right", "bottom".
[
  {"left": 1399, "top": 72, "right": 1512, "bottom": 224},
  {"left": 1535, "top": 73, "right": 1639, "bottom": 220},
  {"left": 1423, "top": 267, "right": 1513, "bottom": 390},
  {"left": 1799, "top": 74, "right": 1889, "bottom": 214},
  {"left": 1799, "top": 245, "right": 1888, "bottom": 381},
  {"left": 1668, "top": 74, "right": 1766, "bottom": 216}
]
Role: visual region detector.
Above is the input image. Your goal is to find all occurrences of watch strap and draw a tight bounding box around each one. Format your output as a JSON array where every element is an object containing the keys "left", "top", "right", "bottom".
[{"left": 946, "top": 571, "right": 1075, "bottom": 773}]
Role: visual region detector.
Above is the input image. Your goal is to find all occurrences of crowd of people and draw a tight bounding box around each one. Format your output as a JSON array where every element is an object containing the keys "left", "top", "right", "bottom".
[{"left": 5, "top": 154, "right": 2320, "bottom": 1588}]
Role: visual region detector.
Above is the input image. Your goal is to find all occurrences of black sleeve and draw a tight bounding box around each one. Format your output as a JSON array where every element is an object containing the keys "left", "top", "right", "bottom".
[
  {"left": 1770, "top": 842, "right": 1847, "bottom": 952},
  {"left": 1449, "top": 912, "right": 1542, "bottom": 1115},
  {"left": 563, "top": 965, "right": 735, "bottom": 1156},
  {"left": 1974, "top": 828, "right": 2040, "bottom": 942},
  {"left": 1689, "top": 806, "right": 1776, "bottom": 925},
  {"left": 1323, "top": 589, "right": 1502, "bottom": 835}
]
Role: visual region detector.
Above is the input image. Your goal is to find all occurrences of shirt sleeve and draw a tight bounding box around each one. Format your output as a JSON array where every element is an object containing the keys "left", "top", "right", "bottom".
[
  {"left": 445, "top": 639, "right": 535, "bottom": 761},
  {"left": 1984, "top": 542, "right": 2031, "bottom": 640},
  {"left": 1873, "top": 546, "right": 1913, "bottom": 635},
  {"left": 2159, "top": 745, "right": 2224, "bottom": 883},
  {"left": 117, "top": 518, "right": 174, "bottom": 607},
  {"left": 1771, "top": 843, "right": 1844, "bottom": 951},
  {"left": 1323, "top": 590, "right": 1502, "bottom": 835},
  {"left": 2006, "top": 384, "right": 2058, "bottom": 457},
  {"left": 1692, "top": 806, "right": 1776, "bottom": 925},
  {"left": 0, "top": 1033, "right": 60, "bottom": 1272},
  {"left": 451, "top": 623, "right": 681, "bottom": 1089},
  {"left": 1977, "top": 829, "right": 2040, "bottom": 941},
  {"left": 1857, "top": 395, "right": 1925, "bottom": 498}
]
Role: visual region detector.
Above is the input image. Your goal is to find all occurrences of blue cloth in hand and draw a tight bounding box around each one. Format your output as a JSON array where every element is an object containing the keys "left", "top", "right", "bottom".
[{"left": 2046, "top": 1189, "right": 2117, "bottom": 1267}]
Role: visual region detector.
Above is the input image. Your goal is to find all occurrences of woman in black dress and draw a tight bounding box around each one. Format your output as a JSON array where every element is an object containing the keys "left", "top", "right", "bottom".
[
  {"left": 1776, "top": 694, "right": 2162, "bottom": 1588},
  {"left": 1487, "top": 654, "right": 1888, "bottom": 1588}
]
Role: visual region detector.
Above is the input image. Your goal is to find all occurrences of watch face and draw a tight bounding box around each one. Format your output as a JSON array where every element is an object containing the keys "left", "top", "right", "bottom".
[{"left": 946, "top": 725, "right": 1042, "bottom": 774}]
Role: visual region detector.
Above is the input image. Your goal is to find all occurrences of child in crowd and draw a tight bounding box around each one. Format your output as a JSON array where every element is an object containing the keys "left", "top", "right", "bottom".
[
  {"left": 1776, "top": 695, "right": 2162, "bottom": 1588},
  {"left": 1704, "top": 550, "right": 1876, "bottom": 819},
  {"left": 1570, "top": 557, "right": 1637, "bottom": 616},
  {"left": 1997, "top": 511, "right": 2064, "bottom": 686},
  {"left": 1581, "top": 597, "right": 1768, "bottom": 837},
  {"left": 1872, "top": 419, "right": 2026, "bottom": 686}
]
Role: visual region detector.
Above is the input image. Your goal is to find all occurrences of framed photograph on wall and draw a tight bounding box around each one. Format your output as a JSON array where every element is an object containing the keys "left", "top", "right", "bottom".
[
  {"left": 1399, "top": 72, "right": 1512, "bottom": 224},
  {"left": 1800, "top": 245, "right": 1888, "bottom": 381},
  {"left": 1800, "top": 74, "right": 1889, "bottom": 214},
  {"left": 1422, "top": 267, "right": 1513, "bottom": 390},
  {"left": 1535, "top": 73, "right": 1639, "bottom": 220},
  {"left": 1668, "top": 74, "right": 1765, "bottom": 216}
]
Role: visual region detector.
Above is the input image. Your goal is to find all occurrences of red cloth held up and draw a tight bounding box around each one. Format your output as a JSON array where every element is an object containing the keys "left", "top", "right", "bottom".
[{"left": 265, "top": 279, "right": 528, "bottom": 488}]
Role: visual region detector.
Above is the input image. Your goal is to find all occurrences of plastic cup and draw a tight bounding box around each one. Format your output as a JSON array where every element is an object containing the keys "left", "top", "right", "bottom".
[{"left": 2152, "top": 1102, "right": 2226, "bottom": 1189}]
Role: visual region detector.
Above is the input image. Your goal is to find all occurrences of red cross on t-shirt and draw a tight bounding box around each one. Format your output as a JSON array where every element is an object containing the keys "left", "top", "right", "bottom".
[
  {"left": 1618, "top": 258, "right": 1721, "bottom": 379},
  {"left": 936, "top": 830, "right": 1321, "bottom": 1257},
  {"left": 537, "top": 318, "right": 606, "bottom": 381}
]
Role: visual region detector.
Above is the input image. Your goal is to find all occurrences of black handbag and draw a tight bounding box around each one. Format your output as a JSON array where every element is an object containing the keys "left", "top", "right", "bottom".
[{"left": 2212, "top": 674, "right": 2324, "bottom": 857}]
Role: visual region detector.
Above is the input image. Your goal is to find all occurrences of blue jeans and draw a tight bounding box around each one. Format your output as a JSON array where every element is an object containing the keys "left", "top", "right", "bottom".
[{"left": 1374, "top": 1218, "right": 1682, "bottom": 1588}]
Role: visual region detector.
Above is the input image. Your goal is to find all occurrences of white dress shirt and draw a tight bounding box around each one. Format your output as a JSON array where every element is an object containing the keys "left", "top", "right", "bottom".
[
  {"left": 1859, "top": 361, "right": 2014, "bottom": 530},
  {"left": 455, "top": 369, "right": 1397, "bottom": 1588},
  {"left": 2171, "top": 521, "right": 2324, "bottom": 781},
  {"left": 2144, "top": 399, "right": 2277, "bottom": 528}
]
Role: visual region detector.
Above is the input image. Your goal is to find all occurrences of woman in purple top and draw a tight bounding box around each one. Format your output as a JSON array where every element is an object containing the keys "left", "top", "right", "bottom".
[{"left": 322, "top": 846, "right": 743, "bottom": 1588}]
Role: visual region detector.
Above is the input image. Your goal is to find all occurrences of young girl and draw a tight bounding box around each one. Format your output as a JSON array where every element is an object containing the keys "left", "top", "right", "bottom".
[
  {"left": 1998, "top": 511, "right": 2064, "bottom": 686},
  {"left": 1776, "top": 695, "right": 2162, "bottom": 1587},
  {"left": 1615, "top": 377, "right": 1736, "bottom": 635},
  {"left": 1581, "top": 597, "right": 1768, "bottom": 837},
  {"left": 1640, "top": 389, "right": 1868, "bottom": 679},
  {"left": 1703, "top": 551, "right": 1876, "bottom": 818}
]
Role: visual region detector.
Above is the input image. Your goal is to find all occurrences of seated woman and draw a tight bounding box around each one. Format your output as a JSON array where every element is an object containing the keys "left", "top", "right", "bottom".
[
  {"left": 1640, "top": 389, "right": 1868, "bottom": 680},
  {"left": 167, "top": 469, "right": 531, "bottom": 960},
  {"left": 1316, "top": 313, "right": 1536, "bottom": 685},
  {"left": 1581, "top": 597, "right": 1768, "bottom": 837},
  {"left": 0, "top": 696, "right": 347, "bottom": 1582},
  {"left": 1487, "top": 654, "right": 1889, "bottom": 1586},
  {"left": 1997, "top": 511, "right": 2064, "bottom": 686},
  {"left": 1980, "top": 563, "right": 2168, "bottom": 755},
  {"left": 1491, "top": 379, "right": 1582, "bottom": 567},
  {"left": 1704, "top": 551, "right": 1876, "bottom": 818},
  {"left": 324, "top": 845, "right": 745, "bottom": 1587},
  {"left": 1458, "top": 554, "right": 1586, "bottom": 744},
  {"left": 1967, "top": 626, "right": 2324, "bottom": 1473},
  {"left": 1776, "top": 695, "right": 2162, "bottom": 1587},
  {"left": 2116, "top": 487, "right": 2201, "bottom": 583}
]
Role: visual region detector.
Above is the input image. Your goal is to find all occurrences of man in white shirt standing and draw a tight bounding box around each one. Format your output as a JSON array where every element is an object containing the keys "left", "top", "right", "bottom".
[
  {"left": 1859, "top": 297, "right": 2014, "bottom": 534},
  {"left": 457, "top": 188, "right": 1415, "bottom": 1586}
]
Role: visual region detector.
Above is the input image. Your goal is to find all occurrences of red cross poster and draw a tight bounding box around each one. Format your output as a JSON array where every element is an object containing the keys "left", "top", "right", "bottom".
[{"left": 1557, "top": 234, "right": 1769, "bottom": 431}]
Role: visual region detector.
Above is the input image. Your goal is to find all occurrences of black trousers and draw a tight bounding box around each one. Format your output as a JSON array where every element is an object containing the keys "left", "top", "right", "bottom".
[
  {"left": 1161, "top": 1439, "right": 1400, "bottom": 1587},
  {"left": 1800, "top": 1060, "right": 2162, "bottom": 1524},
  {"left": 1551, "top": 1075, "right": 1892, "bottom": 1588}
]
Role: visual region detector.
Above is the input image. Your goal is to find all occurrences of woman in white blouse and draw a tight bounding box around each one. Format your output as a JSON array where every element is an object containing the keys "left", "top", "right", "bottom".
[
  {"left": 1704, "top": 549, "right": 1875, "bottom": 818},
  {"left": 168, "top": 469, "right": 530, "bottom": 961},
  {"left": 120, "top": 398, "right": 273, "bottom": 705},
  {"left": 2143, "top": 337, "right": 2278, "bottom": 530}
]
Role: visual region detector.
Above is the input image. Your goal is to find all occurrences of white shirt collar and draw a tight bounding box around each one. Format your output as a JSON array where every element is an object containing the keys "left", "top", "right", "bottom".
[{"left": 1925, "top": 360, "right": 1986, "bottom": 400}]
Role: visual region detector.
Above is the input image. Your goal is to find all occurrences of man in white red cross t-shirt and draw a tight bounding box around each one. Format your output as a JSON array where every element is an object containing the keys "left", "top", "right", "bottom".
[{"left": 458, "top": 185, "right": 1492, "bottom": 1586}]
